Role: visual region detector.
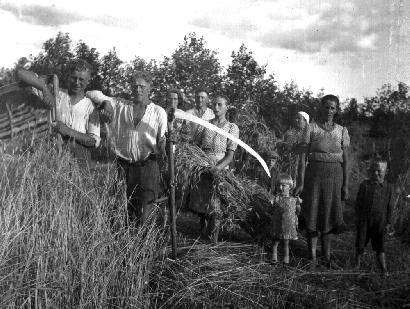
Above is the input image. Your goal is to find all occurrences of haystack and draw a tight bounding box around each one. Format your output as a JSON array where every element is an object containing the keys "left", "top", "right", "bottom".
[{"left": 174, "top": 142, "right": 277, "bottom": 234}]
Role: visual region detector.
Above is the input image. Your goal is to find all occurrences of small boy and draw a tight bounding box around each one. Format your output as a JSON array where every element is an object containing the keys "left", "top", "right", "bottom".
[{"left": 355, "top": 158, "right": 393, "bottom": 275}]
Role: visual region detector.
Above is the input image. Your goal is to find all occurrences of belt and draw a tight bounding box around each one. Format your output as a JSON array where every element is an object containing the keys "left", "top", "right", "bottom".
[{"left": 117, "top": 153, "right": 158, "bottom": 167}]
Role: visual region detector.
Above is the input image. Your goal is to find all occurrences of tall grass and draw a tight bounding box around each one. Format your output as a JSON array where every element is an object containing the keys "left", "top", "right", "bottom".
[{"left": 0, "top": 141, "right": 165, "bottom": 308}]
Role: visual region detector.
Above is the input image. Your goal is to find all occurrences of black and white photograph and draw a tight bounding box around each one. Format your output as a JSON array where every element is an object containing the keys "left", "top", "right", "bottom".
[{"left": 0, "top": 0, "right": 409, "bottom": 307}]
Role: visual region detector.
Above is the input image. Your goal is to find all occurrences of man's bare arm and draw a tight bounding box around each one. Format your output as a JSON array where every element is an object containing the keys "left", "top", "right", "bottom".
[
  {"left": 55, "top": 122, "right": 97, "bottom": 148},
  {"left": 16, "top": 68, "right": 55, "bottom": 109}
]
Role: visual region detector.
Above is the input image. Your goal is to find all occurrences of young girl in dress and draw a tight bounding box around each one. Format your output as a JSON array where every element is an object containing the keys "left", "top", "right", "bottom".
[{"left": 269, "top": 173, "right": 301, "bottom": 264}]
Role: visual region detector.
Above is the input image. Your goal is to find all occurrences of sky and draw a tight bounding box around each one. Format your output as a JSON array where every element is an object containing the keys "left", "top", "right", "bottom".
[{"left": 0, "top": 0, "right": 409, "bottom": 102}]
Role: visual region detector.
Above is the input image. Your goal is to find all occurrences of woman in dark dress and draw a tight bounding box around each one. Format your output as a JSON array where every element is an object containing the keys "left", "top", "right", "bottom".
[{"left": 299, "top": 95, "right": 350, "bottom": 268}]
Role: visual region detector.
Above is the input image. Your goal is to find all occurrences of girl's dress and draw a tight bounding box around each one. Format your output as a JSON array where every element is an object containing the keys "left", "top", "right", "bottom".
[{"left": 269, "top": 195, "right": 301, "bottom": 240}]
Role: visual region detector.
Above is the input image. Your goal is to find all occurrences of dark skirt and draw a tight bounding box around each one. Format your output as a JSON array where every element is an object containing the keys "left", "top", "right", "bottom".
[
  {"left": 187, "top": 172, "right": 221, "bottom": 216},
  {"left": 301, "top": 161, "right": 345, "bottom": 234}
]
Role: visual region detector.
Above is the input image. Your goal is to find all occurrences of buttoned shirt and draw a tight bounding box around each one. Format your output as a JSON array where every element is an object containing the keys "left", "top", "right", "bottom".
[
  {"left": 355, "top": 179, "right": 394, "bottom": 230},
  {"left": 185, "top": 107, "right": 214, "bottom": 139},
  {"left": 86, "top": 91, "right": 167, "bottom": 162},
  {"left": 32, "top": 88, "right": 101, "bottom": 147}
]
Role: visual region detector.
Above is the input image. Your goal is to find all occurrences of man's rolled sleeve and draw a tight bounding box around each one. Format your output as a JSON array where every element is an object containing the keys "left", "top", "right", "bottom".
[
  {"left": 157, "top": 107, "right": 168, "bottom": 140},
  {"left": 86, "top": 90, "right": 116, "bottom": 109}
]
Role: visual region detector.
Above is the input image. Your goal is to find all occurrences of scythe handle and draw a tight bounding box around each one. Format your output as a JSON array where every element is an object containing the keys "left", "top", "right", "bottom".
[
  {"left": 167, "top": 109, "right": 177, "bottom": 259},
  {"left": 52, "top": 75, "right": 63, "bottom": 154}
]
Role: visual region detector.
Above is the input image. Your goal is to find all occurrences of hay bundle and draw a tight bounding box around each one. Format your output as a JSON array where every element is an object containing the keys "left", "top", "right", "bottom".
[
  {"left": 174, "top": 142, "right": 277, "bottom": 233},
  {"left": 175, "top": 143, "right": 251, "bottom": 226},
  {"left": 231, "top": 110, "right": 278, "bottom": 176}
]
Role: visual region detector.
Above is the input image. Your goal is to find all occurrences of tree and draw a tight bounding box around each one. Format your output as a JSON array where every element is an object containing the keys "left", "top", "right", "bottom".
[
  {"left": 74, "top": 41, "right": 101, "bottom": 90},
  {"left": 224, "top": 44, "right": 267, "bottom": 107},
  {"left": 99, "top": 48, "right": 125, "bottom": 96},
  {"left": 30, "top": 32, "right": 74, "bottom": 87},
  {"left": 157, "top": 33, "right": 222, "bottom": 105},
  {"left": 0, "top": 67, "right": 14, "bottom": 87}
]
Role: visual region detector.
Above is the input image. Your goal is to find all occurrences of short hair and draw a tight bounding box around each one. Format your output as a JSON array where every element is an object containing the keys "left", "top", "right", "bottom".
[
  {"left": 131, "top": 70, "right": 153, "bottom": 85},
  {"left": 195, "top": 88, "right": 209, "bottom": 97},
  {"left": 321, "top": 94, "right": 339, "bottom": 106},
  {"left": 370, "top": 157, "right": 388, "bottom": 170},
  {"left": 68, "top": 59, "right": 93, "bottom": 75},
  {"left": 277, "top": 173, "right": 294, "bottom": 188},
  {"left": 167, "top": 88, "right": 183, "bottom": 106},
  {"left": 213, "top": 94, "right": 230, "bottom": 106}
]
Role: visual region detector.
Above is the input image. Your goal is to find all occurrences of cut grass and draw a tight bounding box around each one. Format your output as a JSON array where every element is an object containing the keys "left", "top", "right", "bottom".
[
  {"left": 1, "top": 140, "right": 409, "bottom": 308},
  {"left": 151, "top": 214, "right": 410, "bottom": 309}
]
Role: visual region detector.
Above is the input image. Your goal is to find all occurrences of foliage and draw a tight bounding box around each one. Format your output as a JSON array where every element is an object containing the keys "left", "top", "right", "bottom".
[
  {"left": 0, "top": 67, "right": 14, "bottom": 87},
  {"left": 29, "top": 32, "right": 74, "bottom": 87},
  {"left": 224, "top": 44, "right": 267, "bottom": 107},
  {"left": 99, "top": 48, "right": 125, "bottom": 96}
]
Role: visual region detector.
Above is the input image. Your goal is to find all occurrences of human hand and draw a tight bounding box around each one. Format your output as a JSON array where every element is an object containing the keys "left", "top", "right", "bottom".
[
  {"left": 53, "top": 121, "right": 69, "bottom": 136},
  {"left": 167, "top": 130, "right": 177, "bottom": 143},
  {"left": 294, "top": 185, "right": 304, "bottom": 197},
  {"left": 209, "top": 165, "right": 221, "bottom": 174},
  {"left": 385, "top": 224, "right": 394, "bottom": 236},
  {"left": 167, "top": 107, "right": 175, "bottom": 122},
  {"left": 42, "top": 87, "right": 56, "bottom": 109},
  {"left": 100, "top": 100, "right": 114, "bottom": 123},
  {"left": 341, "top": 185, "right": 348, "bottom": 201}
]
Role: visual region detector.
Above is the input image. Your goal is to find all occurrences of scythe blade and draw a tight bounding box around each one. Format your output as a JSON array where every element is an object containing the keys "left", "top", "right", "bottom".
[{"left": 175, "top": 109, "right": 271, "bottom": 178}]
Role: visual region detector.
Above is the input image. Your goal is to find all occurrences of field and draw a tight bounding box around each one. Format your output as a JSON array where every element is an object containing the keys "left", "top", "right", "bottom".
[{"left": 0, "top": 141, "right": 409, "bottom": 309}]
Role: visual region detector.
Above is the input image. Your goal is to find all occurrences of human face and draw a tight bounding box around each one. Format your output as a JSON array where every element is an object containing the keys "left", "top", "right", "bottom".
[
  {"left": 132, "top": 78, "right": 150, "bottom": 105},
  {"left": 268, "top": 158, "right": 277, "bottom": 169},
  {"left": 320, "top": 100, "right": 338, "bottom": 122},
  {"left": 213, "top": 97, "right": 228, "bottom": 119},
  {"left": 167, "top": 92, "right": 179, "bottom": 109},
  {"left": 68, "top": 70, "right": 91, "bottom": 95},
  {"left": 295, "top": 114, "right": 306, "bottom": 130},
  {"left": 277, "top": 182, "right": 291, "bottom": 197},
  {"left": 370, "top": 162, "right": 387, "bottom": 184},
  {"left": 195, "top": 91, "right": 208, "bottom": 110}
]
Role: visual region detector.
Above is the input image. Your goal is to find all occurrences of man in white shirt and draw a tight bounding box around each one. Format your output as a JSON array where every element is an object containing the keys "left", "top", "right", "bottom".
[
  {"left": 16, "top": 60, "right": 100, "bottom": 168},
  {"left": 185, "top": 89, "right": 214, "bottom": 140},
  {"left": 87, "top": 71, "right": 167, "bottom": 224}
]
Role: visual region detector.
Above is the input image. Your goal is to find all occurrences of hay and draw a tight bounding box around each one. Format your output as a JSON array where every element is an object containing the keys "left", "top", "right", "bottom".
[{"left": 174, "top": 142, "right": 274, "bottom": 230}]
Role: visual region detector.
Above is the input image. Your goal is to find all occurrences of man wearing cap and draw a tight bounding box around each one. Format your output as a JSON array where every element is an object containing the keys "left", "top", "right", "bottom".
[{"left": 87, "top": 71, "right": 167, "bottom": 224}]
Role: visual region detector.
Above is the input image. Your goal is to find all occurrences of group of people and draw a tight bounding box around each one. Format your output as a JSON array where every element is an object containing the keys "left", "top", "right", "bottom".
[
  {"left": 260, "top": 96, "right": 393, "bottom": 275},
  {"left": 16, "top": 59, "right": 394, "bottom": 275}
]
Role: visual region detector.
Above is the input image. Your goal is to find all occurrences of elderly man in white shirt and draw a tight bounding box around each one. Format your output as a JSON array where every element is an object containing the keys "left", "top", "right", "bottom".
[
  {"left": 185, "top": 89, "right": 214, "bottom": 140},
  {"left": 17, "top": 60, "right": 100, "bottom": 168},
  {"left": 87, "top": 71, "right": 167, "bottom": 225}
]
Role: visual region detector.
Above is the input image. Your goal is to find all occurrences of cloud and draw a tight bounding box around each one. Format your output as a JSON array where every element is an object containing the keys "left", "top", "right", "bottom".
[
  {"left": 0, "top": 2, "right": 139, "bottom": 29},
  {"left": 258, "top": 1, "right": 395, "bottom": 56},
  {"left": 191, "top": 16, "right": 257, "bottom": 39},
  {"left": 0, "top": 3, "right": 85, "bottom": 26}
]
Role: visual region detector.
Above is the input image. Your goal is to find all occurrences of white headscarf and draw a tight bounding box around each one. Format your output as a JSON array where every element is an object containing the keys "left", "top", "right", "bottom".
[{"left": 298, "top": 111, "right": 310, "bottom": 124}]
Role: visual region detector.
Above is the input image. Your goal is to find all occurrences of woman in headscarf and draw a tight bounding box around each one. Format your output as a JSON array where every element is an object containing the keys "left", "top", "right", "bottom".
[
  {"left": 281, "top": 111, "right": 310, "bottom": 195},
  {"left": 299, "top": 95, "right": 350, "bottom": 269}
]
